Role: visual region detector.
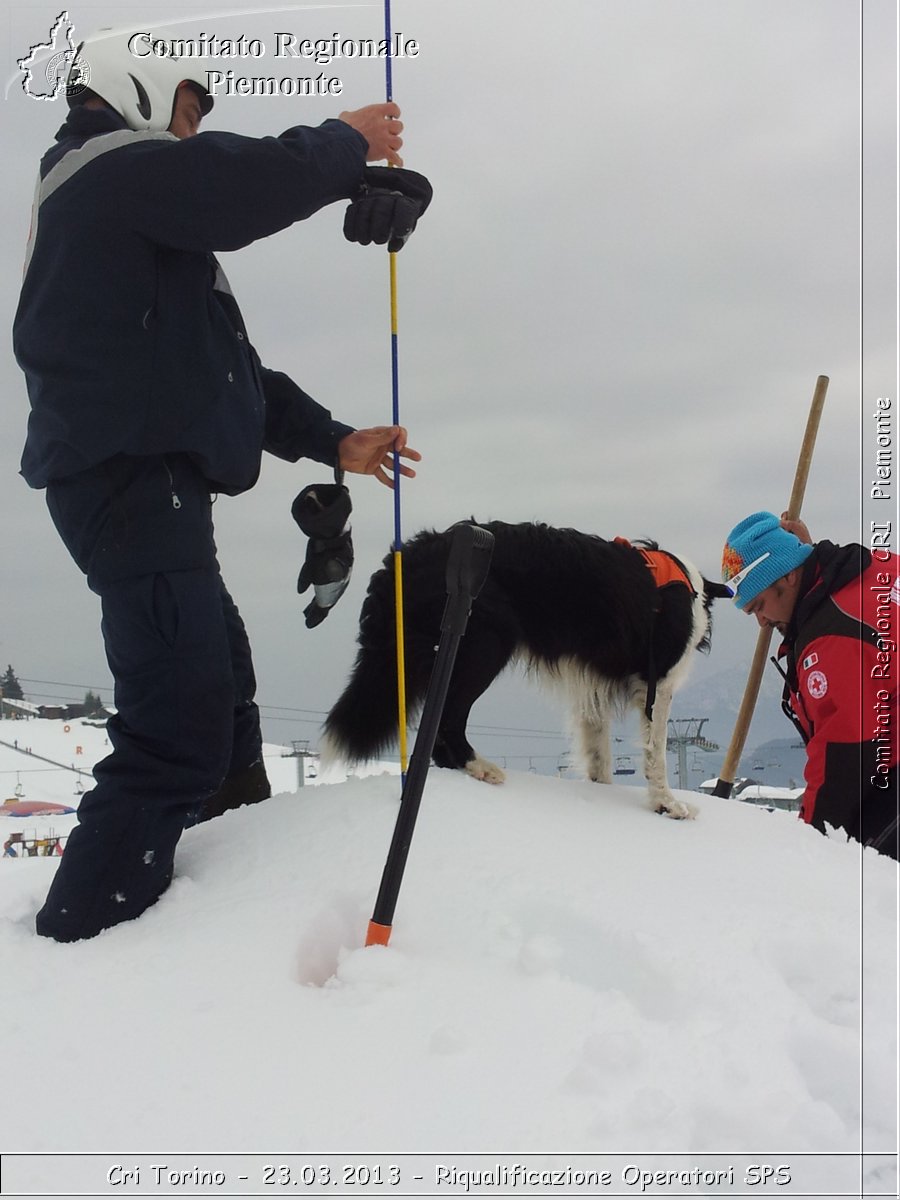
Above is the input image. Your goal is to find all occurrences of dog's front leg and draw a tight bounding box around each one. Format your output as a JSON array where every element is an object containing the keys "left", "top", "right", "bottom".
[
  {"left": 639, "top": 681, "right": 696, "bottom": 820},
  {"left": 577, "top": 702, "right": 612, "bottom": 785}
]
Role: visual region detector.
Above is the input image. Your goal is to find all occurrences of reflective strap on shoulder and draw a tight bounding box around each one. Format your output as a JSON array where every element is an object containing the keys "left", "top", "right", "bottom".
[{"left": 23, "top": 129, "right": 176, "bottom": 276}]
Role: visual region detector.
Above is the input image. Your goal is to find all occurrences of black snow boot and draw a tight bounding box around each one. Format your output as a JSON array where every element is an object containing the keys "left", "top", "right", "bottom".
[{"left": 197, "top": 759, "right": 272, "bottom": 823}]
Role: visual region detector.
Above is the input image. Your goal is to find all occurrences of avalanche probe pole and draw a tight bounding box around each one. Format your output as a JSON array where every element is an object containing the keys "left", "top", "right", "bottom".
[
  {"left": 366, "top": 524, "right": 495, "bottom": 947},
  {"left": 384, "top": 0, "right": 409, "bottom": 779},
  {"left": 712, "top": 374, "right": 829, "bottom": 799}
]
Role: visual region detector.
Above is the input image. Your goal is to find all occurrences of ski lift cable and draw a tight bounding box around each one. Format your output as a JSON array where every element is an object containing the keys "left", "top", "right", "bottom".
[{"left": 19, "top": 677, "right": 113, "bottom": 694}]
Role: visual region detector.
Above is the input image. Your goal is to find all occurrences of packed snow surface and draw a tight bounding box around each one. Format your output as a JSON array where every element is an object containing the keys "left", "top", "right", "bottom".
[{"left": 0, "top": 721, "right": 897, "bottom": 1198}]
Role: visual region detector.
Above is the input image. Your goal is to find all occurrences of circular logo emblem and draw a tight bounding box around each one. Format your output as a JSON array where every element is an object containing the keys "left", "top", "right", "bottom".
[
  {"left": 806, "top": 670, "right": 828, "bottom": 700},
  {"left": 49, "top": 52, "right": 91, "bottom": 98}
]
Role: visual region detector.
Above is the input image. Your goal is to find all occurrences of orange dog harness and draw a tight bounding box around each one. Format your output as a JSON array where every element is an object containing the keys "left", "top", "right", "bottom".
[
  {"left": 613, "top": 537, "right": 697, "bottom": 719},
  {"left": 613, "top": 538, "right": 696, "bottom": 595}
]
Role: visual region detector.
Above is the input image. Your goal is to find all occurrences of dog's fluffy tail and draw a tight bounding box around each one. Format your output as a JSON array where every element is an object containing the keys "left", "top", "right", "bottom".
[{"left": 320, "top": 555, "right": 432, "bottom": 767}]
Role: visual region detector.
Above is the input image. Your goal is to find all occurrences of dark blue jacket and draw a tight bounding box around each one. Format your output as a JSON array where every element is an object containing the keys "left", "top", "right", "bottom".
[{"left": 14, "top": 106, "right": 365, "bottom": 494}]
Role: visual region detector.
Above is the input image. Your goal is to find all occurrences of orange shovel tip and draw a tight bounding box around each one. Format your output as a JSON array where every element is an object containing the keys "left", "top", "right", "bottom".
[{"left": 365, "top": 920, "right": 392, "bottom": 947}]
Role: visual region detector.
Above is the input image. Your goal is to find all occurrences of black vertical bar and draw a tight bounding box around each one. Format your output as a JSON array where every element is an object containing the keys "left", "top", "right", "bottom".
[{"left": 368, "top": 524, "right": 494, "bottom": 935}]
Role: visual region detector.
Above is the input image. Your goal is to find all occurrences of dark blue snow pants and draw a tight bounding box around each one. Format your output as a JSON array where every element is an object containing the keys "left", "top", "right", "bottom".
[{"left": 35, "top": 455, "right": 264, "bottom": 942}]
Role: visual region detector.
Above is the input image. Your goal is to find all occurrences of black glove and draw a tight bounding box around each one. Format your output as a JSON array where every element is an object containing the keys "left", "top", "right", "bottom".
[
  {"left": 343, "top": 167, "right": 433, "bottom": 252},
  {"left": 292, "top": 482, "right": 353, "bottom": 629}
]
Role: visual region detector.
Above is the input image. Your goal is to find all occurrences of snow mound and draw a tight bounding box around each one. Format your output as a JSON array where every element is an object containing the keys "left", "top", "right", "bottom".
[{"left": 0, "top": 767, "right": 896, "bottom": 1191}]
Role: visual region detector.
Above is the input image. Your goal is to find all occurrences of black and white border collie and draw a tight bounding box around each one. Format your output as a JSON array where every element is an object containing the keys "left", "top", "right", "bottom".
[{"left": 322, "top": 521, "right": 730, "bottom": 819}]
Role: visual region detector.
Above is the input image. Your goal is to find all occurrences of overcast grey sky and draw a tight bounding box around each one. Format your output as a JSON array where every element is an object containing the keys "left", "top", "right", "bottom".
[{"left": 1, "top": 1, "right": 896, "bottom": 768}]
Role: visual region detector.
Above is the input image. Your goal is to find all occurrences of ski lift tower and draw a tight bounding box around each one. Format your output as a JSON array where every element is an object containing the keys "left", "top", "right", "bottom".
[
  {"left": 666, "top": 718, "right": 718, "bottom": 791},
  {"left": 289, "top": 739, "right": 317, "bottom": 789}
]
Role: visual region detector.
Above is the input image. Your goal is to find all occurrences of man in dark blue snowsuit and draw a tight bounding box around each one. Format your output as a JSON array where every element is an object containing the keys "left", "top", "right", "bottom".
[{"left": 13, "top": 27, "right": 430, "bottom": 942}]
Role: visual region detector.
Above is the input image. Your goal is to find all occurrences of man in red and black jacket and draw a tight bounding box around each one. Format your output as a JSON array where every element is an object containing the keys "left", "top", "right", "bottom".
[{"left": 723, "top": 512, "right": 898, "bottom": 860}]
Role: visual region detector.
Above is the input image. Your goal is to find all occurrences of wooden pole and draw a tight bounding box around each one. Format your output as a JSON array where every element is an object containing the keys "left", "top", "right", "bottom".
[{"left": 712, "top": 375, "right": 829, "bottom": 798}]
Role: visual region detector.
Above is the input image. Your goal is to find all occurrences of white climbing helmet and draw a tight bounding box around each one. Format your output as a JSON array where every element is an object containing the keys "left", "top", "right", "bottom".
[{"left": 67, "top": 26, "right": 213, "bottom": 133}]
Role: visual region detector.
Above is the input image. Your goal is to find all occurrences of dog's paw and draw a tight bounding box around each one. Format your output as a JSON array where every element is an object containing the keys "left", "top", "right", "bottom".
[
  {"left": 652, "top": 795, "right": 698, "bottom": 820},
  {"left": 587, "top": 771, "right": 613, "bottom": 785},
  {"left": 584, "top": 755, "right": 613, "bottom": 785},
  {"left": 465, "top": 755, "right": 506, "bottom": 785}
]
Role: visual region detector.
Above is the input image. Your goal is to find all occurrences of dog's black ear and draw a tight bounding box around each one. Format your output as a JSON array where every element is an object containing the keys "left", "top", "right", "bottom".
[{"left": 703, "top": 579, "right": 733, "bottom": 602}]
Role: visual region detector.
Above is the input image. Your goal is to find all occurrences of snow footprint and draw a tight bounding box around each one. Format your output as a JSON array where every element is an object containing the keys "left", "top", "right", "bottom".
[
  {"left": 765, "top": 935, "right": 859, "bottom": 1028},
  {"left": 294, "top": 892, "right": 369, "bottom": 986},
  {"left": 784, "top": 1014, "right": 861, "bottom": 1128},
  {"left": 765, "top": 937, "right": 862, "bottom": 1127},
  {"left": 564, "top": 1023, "right": 643, "bottom": 1094},
  {"left": 428, "top": 1025, "right": 469, "bottom": 1056},
  {"left": 511, "top": 904, "right": 683, "bottom": 1019}
]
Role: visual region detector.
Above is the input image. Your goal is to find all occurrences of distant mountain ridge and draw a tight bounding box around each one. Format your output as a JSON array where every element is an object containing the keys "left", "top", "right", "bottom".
[
  {"left": 671, "top": 657, "right": 787, "bottom": 745},
  {"left": 597, "top": 657, "right": 805, "bottom": 791},
  {"left": 662, "top": 657, "right": 808, "bottom": 788}
]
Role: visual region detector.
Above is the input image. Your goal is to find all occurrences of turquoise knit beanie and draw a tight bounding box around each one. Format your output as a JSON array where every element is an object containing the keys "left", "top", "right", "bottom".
[{"left": 722, "top": 511, "right": 814, "bottom": 608}]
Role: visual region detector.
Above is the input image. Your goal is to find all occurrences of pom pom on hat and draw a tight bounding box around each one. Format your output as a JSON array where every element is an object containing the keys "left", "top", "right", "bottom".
[{"left": 722, "top": 511, "right": 814, "bottom": 608}]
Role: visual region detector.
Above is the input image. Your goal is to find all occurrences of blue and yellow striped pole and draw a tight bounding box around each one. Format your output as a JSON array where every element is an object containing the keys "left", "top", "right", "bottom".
[
  {"left": 390, "top": 257, "right": 408, "bottom": 777},
  {"left": 364, "top": 0, "right": 408, "bottom": 950},
  {"left": 384, "top": 0, "right": 409, "bottom": 779}
]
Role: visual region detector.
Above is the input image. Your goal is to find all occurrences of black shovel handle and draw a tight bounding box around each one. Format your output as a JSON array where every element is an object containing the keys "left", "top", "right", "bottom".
[
  {"left": 367, "top": 523, "right": 495, "bottom": 943},
  {"left": 439, "top": 521, "right": 495, "bottom": 640}
]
